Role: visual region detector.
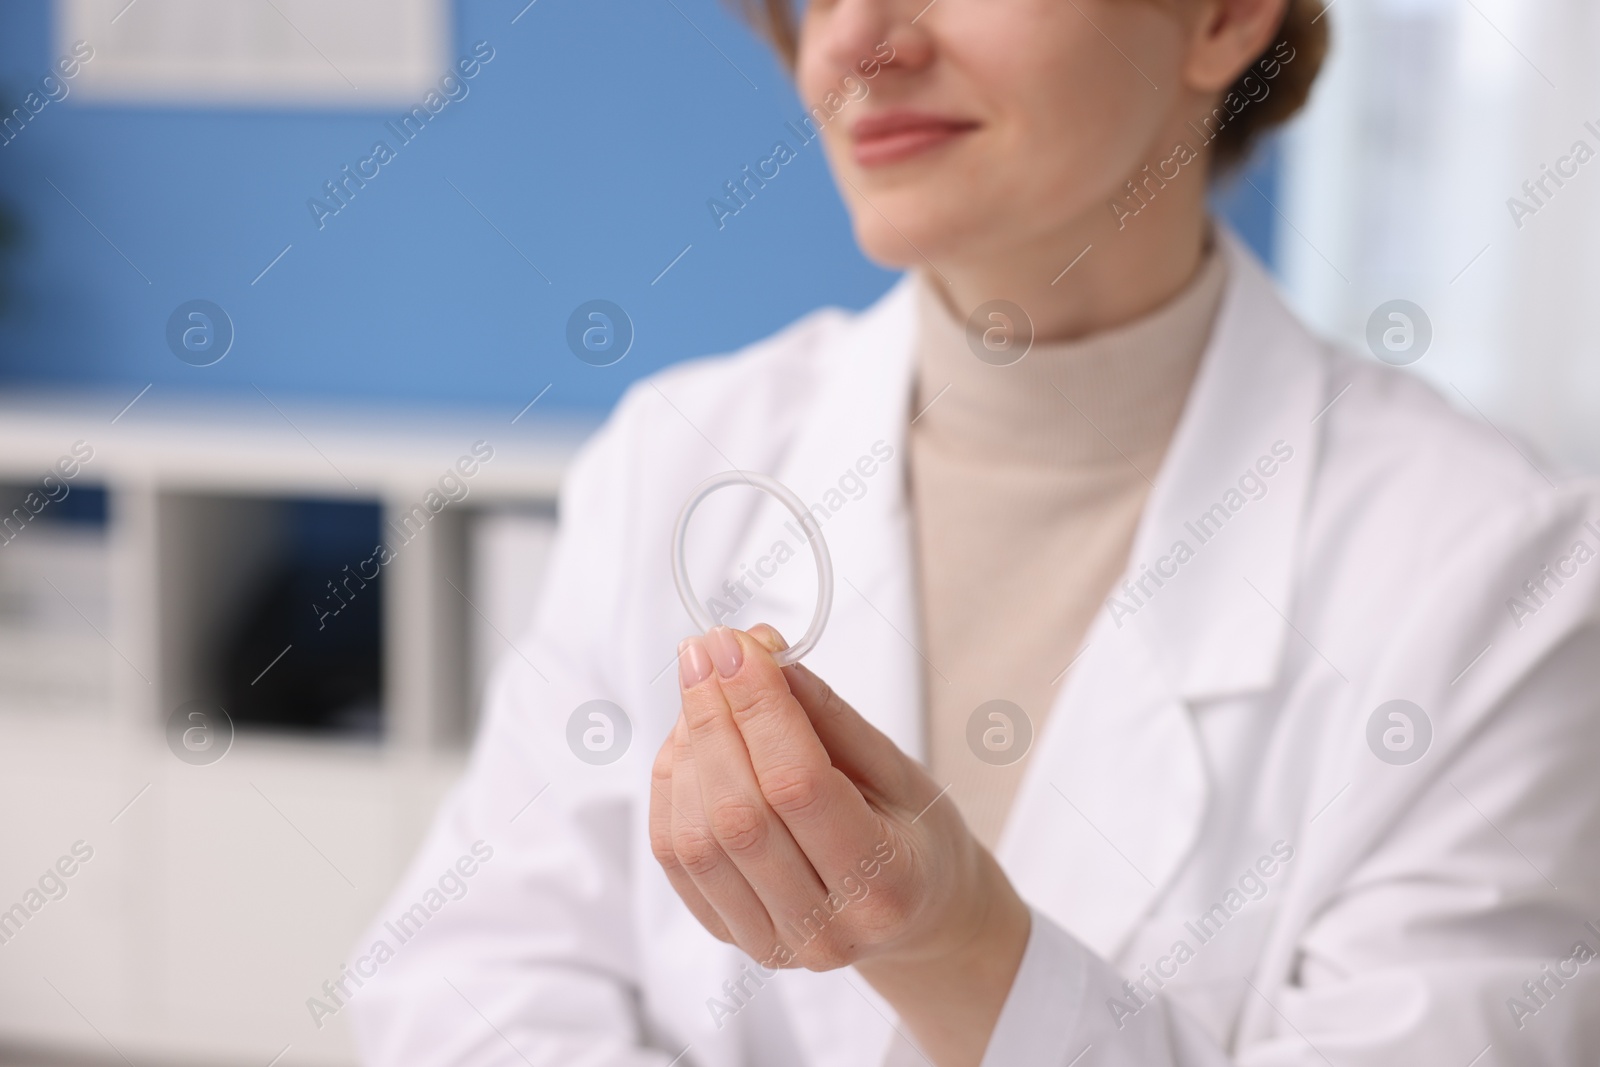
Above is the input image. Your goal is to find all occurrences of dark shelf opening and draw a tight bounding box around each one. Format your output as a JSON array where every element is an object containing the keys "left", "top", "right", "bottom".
[{"left": 216, "top": 498, "right": 384, "bottom": 739}]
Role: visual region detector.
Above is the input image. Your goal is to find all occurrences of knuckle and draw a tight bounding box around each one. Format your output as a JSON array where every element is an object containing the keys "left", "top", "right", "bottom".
[
  {"left": 796, "top": 932, "right": 851, "bottom": 972},
  {"left": 680, "top": 696, "right": 722, "bottom": 735},
  {"left": 730, "top": 684, "right": 791, "bottom": 726},
  {"left": 796, "top": 669, "right": 844, "bottom": 721},
  {"left": 672, "top": 830, "right": 726, "bottom": 877},
  {"left": 859, "top": 877, "right": 911, "bottom": 924},
  {"left": 650, "top": 747, "right": 674, "bottom": 789},
  {"left": 763, "top": 941, "right": 798, "bottom": 969},
  {"left": 785, "top": 899, "right": 850, "bottom": 971},
  {"left": 762, "top": 766, "right": 827, "bottom": 819},
  {"left": 707, "top": 798, "right": 768, "bottom": 855},
  {"left": 649, "top": 830, "right": 681, "bottom": 872}
]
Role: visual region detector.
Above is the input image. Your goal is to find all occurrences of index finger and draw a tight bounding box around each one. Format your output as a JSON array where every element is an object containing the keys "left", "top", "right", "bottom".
[{"left": 704, "top": 626, "right": 890, "bottom": 888}]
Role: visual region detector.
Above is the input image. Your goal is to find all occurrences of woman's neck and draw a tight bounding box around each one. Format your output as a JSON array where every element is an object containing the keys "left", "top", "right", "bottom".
[{"left": 924, "top": 173, "right": 1213, "bottom": 345}]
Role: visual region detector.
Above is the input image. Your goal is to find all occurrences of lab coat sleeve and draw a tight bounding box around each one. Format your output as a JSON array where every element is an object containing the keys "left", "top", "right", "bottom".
[
  {"left": 983, "top": 495, "right": 1600, "bottom": 1067},
  {"left": 348, "top": 385, "right": 682, "bottom": 1067},
  {"left": 980, "top": 910, "right": 1234, "bottom": 1067},
  {"left": 1250, "top": 630, "right": 1600, "bottom": 1066}
]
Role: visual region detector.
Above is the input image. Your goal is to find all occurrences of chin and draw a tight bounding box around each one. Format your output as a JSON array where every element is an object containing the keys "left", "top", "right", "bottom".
[
  {"left": 850, "top": 218, "right": 923, "bottom": 271},
  {"left": 843, "top": 191, "right": 956, "bottom": 270},
  {"left": 849, "top": 202, "right": 1003, "bottom": 274}
]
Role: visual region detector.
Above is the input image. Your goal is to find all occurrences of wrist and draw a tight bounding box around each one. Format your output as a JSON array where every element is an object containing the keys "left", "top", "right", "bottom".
[
  {"left": 934, "top": 850, "right": 1032, "bottom": 978},
  {"left": 856, "top": 853, "right": 1032, "bottom": 1066}
]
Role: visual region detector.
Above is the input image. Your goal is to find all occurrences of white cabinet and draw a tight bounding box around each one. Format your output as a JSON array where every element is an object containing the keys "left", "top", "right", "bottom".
[{"left": 0, "top": 391, "right": 591, "bottom": 1065}]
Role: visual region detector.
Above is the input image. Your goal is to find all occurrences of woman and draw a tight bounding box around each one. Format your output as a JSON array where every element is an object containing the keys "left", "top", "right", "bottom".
[{"left": 352, "top": 0, "right": 1600, "bottom": 1063}]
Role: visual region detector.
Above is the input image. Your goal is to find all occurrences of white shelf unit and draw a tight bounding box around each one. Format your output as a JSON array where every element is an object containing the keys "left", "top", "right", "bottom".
[{"left": 0, "top": 390, "right": 593, "bottom": 1067}]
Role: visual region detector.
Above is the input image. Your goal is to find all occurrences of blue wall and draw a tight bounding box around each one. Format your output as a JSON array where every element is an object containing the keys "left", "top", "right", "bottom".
[{"left": 0, "top": 0, "right": 1275, "bottom": 416}]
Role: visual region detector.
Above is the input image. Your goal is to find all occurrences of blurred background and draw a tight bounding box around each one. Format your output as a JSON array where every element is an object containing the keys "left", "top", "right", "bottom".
[{"left": 0, "top": 0, "right": 1596, "bottom": 1064}]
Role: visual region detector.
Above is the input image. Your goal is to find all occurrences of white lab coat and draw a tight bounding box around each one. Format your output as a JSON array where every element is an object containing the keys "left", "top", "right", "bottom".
[{"left": 351, "top": 232, "right": 1600, "bottom": 1066}]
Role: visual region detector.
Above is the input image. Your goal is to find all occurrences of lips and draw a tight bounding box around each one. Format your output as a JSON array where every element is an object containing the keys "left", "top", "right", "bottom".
[{"left": 850, "top": 110, "right": 980, "bottom": 168}]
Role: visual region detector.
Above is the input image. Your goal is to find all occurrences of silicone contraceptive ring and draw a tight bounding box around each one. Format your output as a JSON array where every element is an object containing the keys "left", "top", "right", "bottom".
[{"left": 670, "top": 470, "right": 833, "bottom": 668}]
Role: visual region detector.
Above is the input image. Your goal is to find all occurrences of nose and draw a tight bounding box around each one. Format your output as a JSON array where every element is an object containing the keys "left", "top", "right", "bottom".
[{"left": 815, "top": 0, "right": 933, "bottom": 79}]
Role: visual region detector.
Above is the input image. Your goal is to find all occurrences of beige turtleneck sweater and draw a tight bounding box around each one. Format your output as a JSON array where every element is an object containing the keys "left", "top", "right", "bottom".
[{"left": 907, "top": 248, "right": 1228, "bottom": 849}]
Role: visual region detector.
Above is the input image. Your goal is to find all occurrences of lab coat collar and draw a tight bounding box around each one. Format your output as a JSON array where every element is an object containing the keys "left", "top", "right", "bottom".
[
  {"left": 1114, "top": 227, "right": 1327, "bottom": 701},
  {"left": 754, "top": 226, "right": 1327, "bottom": 726}
]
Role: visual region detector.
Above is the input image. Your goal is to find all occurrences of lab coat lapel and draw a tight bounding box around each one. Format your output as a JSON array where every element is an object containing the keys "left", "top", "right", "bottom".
[
  {"left": 726, "top": 278, "right": 926, "bottom": 763},
  {"left": 999, "top": 609, "right": 1207, "bottom": 959},
  {"left": 998, "top": 231, "right": 1329, "bottom": 960},
  {"left": 1109, "top": 231, "right": 1326, "bottom": 700}
]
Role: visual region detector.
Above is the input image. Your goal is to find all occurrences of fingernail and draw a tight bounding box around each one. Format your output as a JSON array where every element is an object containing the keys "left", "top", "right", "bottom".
[
  {"left": 707, "top": 626, "right": 743, "bottom": 678},
  {"left": 679, "top": 637, "right": 712, "bottom": 689}
]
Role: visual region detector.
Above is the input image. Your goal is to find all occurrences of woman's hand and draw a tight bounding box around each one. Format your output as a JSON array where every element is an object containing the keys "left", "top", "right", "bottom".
[{"left": 649, "top": 624, "right": 1032, "bottom": 1067}]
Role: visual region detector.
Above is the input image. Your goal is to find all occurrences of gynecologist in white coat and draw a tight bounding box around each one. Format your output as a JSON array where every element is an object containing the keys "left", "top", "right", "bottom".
[{"left": 351, "top": 0, "right": 1600, "bottom": 1063}]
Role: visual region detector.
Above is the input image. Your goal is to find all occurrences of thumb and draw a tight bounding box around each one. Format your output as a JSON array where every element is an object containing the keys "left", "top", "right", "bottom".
[{"left": 747, "top": 623, "right": 789, "bottom": 656}]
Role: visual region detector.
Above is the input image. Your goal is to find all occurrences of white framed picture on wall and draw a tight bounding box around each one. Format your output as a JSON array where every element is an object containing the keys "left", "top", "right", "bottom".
[{"left": 58, "top": 0, "right": 450, "bottom": 107}]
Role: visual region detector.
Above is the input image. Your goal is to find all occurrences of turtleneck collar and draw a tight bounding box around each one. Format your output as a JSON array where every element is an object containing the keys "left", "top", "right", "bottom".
[{"left": 910, "top": 243, "right": 1228, "bottom": 471}]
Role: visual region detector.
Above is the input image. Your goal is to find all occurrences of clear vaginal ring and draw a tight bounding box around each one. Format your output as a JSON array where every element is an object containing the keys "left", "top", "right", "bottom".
[{"left": 671, "top": 470, "right": 833, "bottom": 668}]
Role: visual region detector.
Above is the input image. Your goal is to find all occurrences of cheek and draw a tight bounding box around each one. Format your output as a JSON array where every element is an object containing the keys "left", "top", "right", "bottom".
[{"left": 972, "top": 4, "right": 1183, "bottom": 211}]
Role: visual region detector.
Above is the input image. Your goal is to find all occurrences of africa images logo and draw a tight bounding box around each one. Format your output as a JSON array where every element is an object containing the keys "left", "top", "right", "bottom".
[{"left": 1366, "top": 700, "right": 1431, "bottom": 766}]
